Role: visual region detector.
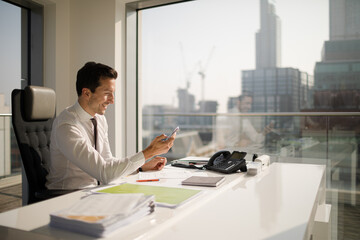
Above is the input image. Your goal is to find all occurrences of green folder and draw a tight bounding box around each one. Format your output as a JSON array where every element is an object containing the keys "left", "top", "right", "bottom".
[{"left": 97, "top": 183, "right": 202, "bottom": 208}]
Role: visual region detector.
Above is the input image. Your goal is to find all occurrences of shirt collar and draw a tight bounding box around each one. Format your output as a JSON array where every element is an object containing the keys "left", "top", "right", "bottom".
[{"left": 74, "top": 101, "right": 94, "bottom": 122}]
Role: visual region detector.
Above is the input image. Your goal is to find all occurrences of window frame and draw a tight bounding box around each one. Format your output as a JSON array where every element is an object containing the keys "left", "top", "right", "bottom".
[
  {"left": 3, "top": 0, "right": 43, "bottom": 87},
  {"left": 125, "top": 0, "right": 189, "bottom": 154}
]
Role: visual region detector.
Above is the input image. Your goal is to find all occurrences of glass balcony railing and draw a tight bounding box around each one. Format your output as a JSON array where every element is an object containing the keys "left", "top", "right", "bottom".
[
  {"left": 0, "top": 114, "right": 21, "bottom": 179},
  {"left": 143, "top": 112, "right": 360, "bottom": 162},
  {"left": 143, "top": 112, "right": 360, "bottom": 239}
]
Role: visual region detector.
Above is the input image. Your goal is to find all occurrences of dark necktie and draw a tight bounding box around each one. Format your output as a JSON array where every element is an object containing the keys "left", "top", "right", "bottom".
[
  {"left": 90, "top": 118, "right": 97, "bottom": 150},
  {"left": 90, "top": 117, "right": 100, "bottom": 185}
]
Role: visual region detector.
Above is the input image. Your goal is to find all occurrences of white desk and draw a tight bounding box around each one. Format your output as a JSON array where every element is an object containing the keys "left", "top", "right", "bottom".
[{"left": 0, "top": 163, "right": 326, "bottom": 240}]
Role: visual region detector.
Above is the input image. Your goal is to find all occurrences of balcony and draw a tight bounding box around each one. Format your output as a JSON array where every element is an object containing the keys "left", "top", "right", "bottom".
[
  {"left": 143, "top": 112, "right": 360, "bottom": 239},
  {"left": 0, "top": 114, "right": 21, "bottom": 179}
]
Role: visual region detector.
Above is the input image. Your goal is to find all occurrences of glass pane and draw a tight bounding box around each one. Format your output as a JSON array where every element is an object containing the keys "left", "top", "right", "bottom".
[
  {"left": 0, "top": 0, "right": 22, "bottom": 112},
  {"left": 0, "top": 0, "right": 23, "bottom": 178},
  {"left": 139, "top": 0, "right": 360, "bottom": 239},
  {"left": 139, "top": 0, "right": 330, "bottom": 155}
]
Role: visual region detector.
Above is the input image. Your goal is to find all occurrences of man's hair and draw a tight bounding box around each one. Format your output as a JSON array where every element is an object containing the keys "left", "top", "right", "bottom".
[
  {"left": 238, "top": 91, "right": 253, "bottom": 102},
  {"left": 76, "top": 62, "right": 118, "bottom": 96}
]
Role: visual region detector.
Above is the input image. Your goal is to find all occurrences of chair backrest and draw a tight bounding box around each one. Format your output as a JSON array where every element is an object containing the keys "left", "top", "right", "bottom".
[{"left": 11, "top": 86, "right": 56, "bottom": 204}]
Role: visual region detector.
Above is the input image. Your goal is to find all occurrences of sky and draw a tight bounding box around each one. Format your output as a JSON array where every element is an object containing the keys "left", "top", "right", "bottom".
[
  {"left": 0, "top": 0, "right": 329, "bottom": 113},
  {"left": 0, "top": 0, "right": 21, "bottom": 110},
  {"left": 141, "top": 0, "right": 329, "bottom": 112}
]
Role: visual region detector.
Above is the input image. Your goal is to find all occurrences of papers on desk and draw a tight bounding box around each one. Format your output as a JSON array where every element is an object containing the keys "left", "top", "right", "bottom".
[
  {"left": 138, "top": 169, "right": 207, "bottom": 181},
  {"left": 96, "top": 183, "right": 202, "bottom": 208},
  {"left": 175, "top": 156, "right": 209, "bottom": 163},
  {"left": 50, "top": 193, "right": 154, "bottom": 237},
  {"left": 171, "top": 156, "right": 209, "bottom": 169}
]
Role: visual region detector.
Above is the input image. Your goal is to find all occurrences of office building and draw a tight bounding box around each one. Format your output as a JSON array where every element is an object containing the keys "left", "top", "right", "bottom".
[
  {"left": 177, "top": 88, "right": 195, "bottom": 113},
  {"left": 242, "top": 0, "right": 313, "bottom": 113},
  {"left": 255, "top": 0, "right": 281, "bottom": 69},
  {"left": 198, "top": 100, "right": 218, "bottom": 113},
  {"left": 313, "top": 0, "right": 360, "bottom": 110},
  {"left": 198, "top": 100, "right": 218, "bottom": 142},
  {"left": 242, "top": 68, "right": 313, "bottom": 113},
  {"left": 330, "top": 0, "right": 360, "bottom": 41}
]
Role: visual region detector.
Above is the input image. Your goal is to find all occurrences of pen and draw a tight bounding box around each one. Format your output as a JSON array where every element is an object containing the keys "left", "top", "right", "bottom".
[{"left": 136, "top": 179, "right": 160, "bottom": 182}]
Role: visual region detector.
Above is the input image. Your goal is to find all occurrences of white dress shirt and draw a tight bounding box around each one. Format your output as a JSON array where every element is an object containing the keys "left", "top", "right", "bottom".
[
  {"left": 46, "top": 101, "right": 145, "bottom": 190},
  {"left": 216, "top": 107, "right": 264, "bottom": 148}
]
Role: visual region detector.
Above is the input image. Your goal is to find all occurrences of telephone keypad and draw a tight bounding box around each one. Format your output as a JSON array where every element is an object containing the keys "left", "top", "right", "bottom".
[{"left": 215, "top": 160, "right": 237, "bottom": 171}]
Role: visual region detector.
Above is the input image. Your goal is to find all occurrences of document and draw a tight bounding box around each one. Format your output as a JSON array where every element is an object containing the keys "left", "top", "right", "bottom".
[
  {"left": 172, "top": 156, "right": 209, "bottom": 165},
  {"left": 96, "top": 183, "right": 202, "bottom": 208},
  {"left": 50, "top": 193, "right": 154, "bottom": 237},
  {"left": 175, "top": 156, "right": 209, "bottom": 162},
  {"left": 171, "top": 156, "right": 209, "bottom": 169},
  {"left": 61, "top": 193, "right": 144, "bottom": 216},
  {"left": 137, "top": 169, "right": 207, "bottom": 181}
]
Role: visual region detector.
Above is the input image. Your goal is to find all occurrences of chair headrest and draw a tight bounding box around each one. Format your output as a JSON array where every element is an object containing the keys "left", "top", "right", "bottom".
[{"left": 24, "top": 86, "right": 56, "bottom": 120}]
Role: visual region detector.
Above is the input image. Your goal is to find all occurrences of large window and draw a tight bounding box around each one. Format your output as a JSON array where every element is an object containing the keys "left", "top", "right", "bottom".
[
  {"left": 136, "top": 1, "right": 360, "bottom": 237},
  {"left": 140, "top": 0, "right": 330, "bottom": 113},
  {"left": 0, "top": 0, "right": 22, "bottom": 112},
  {"left": 139, "top": 0, "right": 330, "bottom": 154},
  {"left": 0, "top": 0, "right": 43, "bottom": 178},
  {"left": 0, "top": 0, "right": 23, "bottom": 178}
]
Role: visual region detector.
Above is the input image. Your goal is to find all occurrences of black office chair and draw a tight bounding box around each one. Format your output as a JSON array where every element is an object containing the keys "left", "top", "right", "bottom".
[{"left": 11, "top": 86, "right": 74, "bottom": 205}]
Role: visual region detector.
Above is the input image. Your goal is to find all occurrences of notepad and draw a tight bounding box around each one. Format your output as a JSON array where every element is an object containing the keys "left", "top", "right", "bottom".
[
  {"left": 96, "top": 183, "right": 202, "bottom": 208},
  {"left": 181, "top": 176, "right": 225, "bottom": 187}
]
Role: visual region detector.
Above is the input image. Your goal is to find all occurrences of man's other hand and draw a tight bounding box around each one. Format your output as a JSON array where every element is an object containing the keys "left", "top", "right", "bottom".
[{"left": 141, "top": 156, "right": 167, "bottom": 171}]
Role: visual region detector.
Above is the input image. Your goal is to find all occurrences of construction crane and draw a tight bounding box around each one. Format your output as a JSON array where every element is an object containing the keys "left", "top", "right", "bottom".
[
  {"left": 179, "top": 42, "right": 197, "bottom": 91},
  {"left": 198, "top": 46, "right": 215, "bottom": 103},
  {"left": 179, "top": 43, "right": 215, "bottom": 103}
]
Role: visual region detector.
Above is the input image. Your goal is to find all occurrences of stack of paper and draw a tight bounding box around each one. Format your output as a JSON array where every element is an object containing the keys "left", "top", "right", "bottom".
[{"left": 50, "top": 193, "right": 154, "bottom": 237}]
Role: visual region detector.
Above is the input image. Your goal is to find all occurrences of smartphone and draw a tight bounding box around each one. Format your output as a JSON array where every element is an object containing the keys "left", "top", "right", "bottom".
[{"left": 163, "top": 126, "right": 179, "bottom": 141}]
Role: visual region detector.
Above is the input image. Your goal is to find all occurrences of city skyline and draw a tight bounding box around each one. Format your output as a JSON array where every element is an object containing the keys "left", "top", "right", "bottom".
[
  {"left": 0, "top": 0, "right": 329, "bottom": 113},
  {"left": 141, "top": 0, "right": 329, "bottom": 112}
]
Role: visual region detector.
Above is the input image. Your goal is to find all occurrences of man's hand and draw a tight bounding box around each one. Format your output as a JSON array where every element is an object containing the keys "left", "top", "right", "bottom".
[
  {"left": 141, "top": 156, "right": 167, "bottom": 171},
  {"left": 142, "top": 133, "right": 176, "bottom": 160},
  {"left": 263, "top": 121, "right": 274, "bottom": 135}
]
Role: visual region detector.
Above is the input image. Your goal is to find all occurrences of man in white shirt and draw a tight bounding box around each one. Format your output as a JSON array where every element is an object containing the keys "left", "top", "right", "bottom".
[
  {"left": 46, "top": 62, "right": 175, "bottom": 190},
  {"left": 216, "top": 94, "right": 272, "bottom": 150}
]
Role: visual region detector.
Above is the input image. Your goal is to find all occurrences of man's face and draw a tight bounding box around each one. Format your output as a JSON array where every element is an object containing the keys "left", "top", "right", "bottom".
[
  {"left": 238, "top": 96, "right": 252, "bottom": 112},
  {"left": 86, "top": 77, "right": 115, "bottom": 116}
]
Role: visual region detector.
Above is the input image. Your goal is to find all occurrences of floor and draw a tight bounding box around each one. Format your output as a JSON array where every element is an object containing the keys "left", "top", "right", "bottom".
[
  {"left": 0, "top": 182, "right": 359, "bottom": 239},
  {"left": 0, "top": 183, "right": 22, "bottom": 213},
  {"left": 339, "top": 202, "right": 360, "bottom": 239}
]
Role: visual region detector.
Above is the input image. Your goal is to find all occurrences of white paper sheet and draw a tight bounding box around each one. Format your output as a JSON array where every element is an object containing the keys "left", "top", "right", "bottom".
[
  {"left": 64, "top": 193, "right": 145, "bottom": 216},
  {"left": 138, "top": 170, "right": 207, "bottom": 180}
]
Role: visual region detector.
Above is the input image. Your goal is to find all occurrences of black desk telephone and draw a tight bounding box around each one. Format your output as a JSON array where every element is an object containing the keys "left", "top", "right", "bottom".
[{"left": 204, "top": 150, "right": 247, "bottom": 174}]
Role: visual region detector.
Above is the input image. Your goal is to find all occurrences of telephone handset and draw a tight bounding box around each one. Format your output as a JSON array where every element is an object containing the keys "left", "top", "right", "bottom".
[{"left": 205, "top": 150, "right": 247, "bottom": 174}]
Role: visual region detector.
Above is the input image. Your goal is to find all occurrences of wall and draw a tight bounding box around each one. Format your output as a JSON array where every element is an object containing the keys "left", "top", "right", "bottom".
[{"left": 38, "top": 0, "right": 140, "bottom": 157}]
